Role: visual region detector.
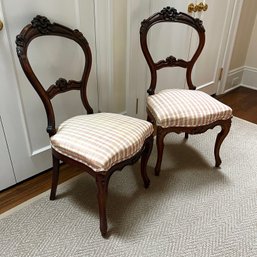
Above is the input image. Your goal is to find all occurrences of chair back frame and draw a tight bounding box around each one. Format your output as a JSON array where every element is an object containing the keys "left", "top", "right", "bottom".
[
  {"left": 140, "top": 7, "right": 205, "bottom": 95},
  {"left": 16, "top": 15, "right": 93, "bottom": 137},
  {"left": 16, "top": 16, "right": 154, "bottom": 237}
]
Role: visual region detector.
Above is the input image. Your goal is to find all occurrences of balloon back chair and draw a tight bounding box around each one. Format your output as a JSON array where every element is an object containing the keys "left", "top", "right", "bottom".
[
  {"left": 140, "top": 7, "right": 232, "bottom": 176},
  {"left": 16, "top": 15, "right": 153, "bottom": 237}
]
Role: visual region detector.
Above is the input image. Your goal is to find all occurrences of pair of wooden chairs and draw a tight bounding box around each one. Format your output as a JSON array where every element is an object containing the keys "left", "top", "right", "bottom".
[{"left": 16, "top": 7, "right": 232, "bottom": 237}]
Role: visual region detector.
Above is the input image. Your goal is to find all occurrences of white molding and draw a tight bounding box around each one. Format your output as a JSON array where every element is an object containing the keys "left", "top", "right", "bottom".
[
  {"left": 224, "top": 84, "right": 241, "bottom": 94},
  {"left": 241, "top": 66, "right": 257, "bottom": 90},
  {"left": 94, "top": 0, "right": 113, "bottom": 112},
  {"left": 225, "top": 66, "right": 244, "bottom": 91},
  {"left": 244, "top": 66, "right": 257, "bottom": 73},
  {"left": 228, "top": 66, "right": 245, "bottom": 75},
  {"left": 241, "top": 83, "right": 257, "bottom": 91},
  {"left": 31, "top": 145, "right": 51, "bottom": 157},
  {"left": 218, "top": 0, "right": 244, "bottom": 95},
  {"left": 197, "top": 82, "right": 216, "bottom": 95},
  {"left": 225, "top": 65, "right": 257, "bottom": 92}
]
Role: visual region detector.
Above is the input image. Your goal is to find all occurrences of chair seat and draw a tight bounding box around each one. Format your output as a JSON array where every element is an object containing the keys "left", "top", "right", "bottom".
[
  {"left": 50, "top": 113, "right": 153, "bottom": 172},
  {"left": 147, "top": 89, "right": 232, "bottom": 128}
]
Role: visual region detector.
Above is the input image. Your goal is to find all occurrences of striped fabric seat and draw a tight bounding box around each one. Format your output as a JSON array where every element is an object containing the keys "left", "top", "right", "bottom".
[
  {"left": 147, "top": 89, "right": 232, "bottom": 128},
  {"left": 50, "top": 113, "right": 153, "bottom": 172}
]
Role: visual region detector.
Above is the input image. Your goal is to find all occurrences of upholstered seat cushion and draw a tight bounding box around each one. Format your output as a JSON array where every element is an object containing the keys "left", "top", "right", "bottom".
[
  {"left": 147, "top": 89, "right": 232, "bottom": 128},
  {"left": 50, "top": 113, "right": 153, "bottom": 172}
]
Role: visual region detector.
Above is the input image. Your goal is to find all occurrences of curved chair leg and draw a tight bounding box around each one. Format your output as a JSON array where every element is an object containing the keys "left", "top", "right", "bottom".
[
  {"left": 50, "top": 154, "right": 60, "bottom": 200},
  {"left": 155, "top": 127, "right": 166, "bottom": 176},
  {"left": 141, "top": 135, "right": 154, "bottom": 188},
  {"left": 214, "top": 119, "right": 232, "bottom": 167},
  {"left": 96, "top": 174, "right": 110, "bottom": 237}
]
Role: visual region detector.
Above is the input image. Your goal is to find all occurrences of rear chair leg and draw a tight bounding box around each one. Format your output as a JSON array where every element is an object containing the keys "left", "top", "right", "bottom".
[
  {"left": 141, "top": 135, "right": 154, "bottom": 188},
  {"left": 50, "top": 154, "right": 60, "bottom": 200}
]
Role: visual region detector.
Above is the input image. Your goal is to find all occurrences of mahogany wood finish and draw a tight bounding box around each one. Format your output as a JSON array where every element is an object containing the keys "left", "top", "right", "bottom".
[
  {"left": 16, "top": 15, "right": 153, "bottom": 237},
  {"left": 140, "top": 7, "right": 232, "bottom": 175},
  {"left": 1, "top": 86, "right": 255, "bottom": 215}
]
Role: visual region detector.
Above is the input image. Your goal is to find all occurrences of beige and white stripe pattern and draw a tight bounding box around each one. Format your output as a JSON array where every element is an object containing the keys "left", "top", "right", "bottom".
[
  {"left": 147, "top": 89, "right": 232, "bottom": 128},
  {"left": 50, "top": 113, "right": 153, "bottom": 172}
]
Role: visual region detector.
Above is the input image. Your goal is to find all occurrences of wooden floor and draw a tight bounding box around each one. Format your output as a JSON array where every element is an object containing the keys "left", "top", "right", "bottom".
[
  {"left": 216, "top": 86, "right": 257, "bottom": 124},
  {"left": 1, "top": 86, "right": 256, "bottom": 214}
]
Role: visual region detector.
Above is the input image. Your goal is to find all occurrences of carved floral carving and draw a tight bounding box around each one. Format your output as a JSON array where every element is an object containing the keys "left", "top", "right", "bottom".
[
  {"left": 15, "top": 35, "right": 25, "bottom": 56},
  {"left": 55, "top": 78, "right": 69, "bottom": 91},
  {"left": 47, "top": 78, "right": 81, "bottom": 99},
  {"left": 160, "top": 6, "right": 178, "bottom": 20},
  {"left": 166, "top": 55, "right": 177, "bottom": 64},
  {"left": 31, "top": 15, "right": 51, "bottom": 34}
]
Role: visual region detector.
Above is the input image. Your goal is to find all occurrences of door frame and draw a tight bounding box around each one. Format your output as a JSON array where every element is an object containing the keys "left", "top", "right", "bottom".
[{"left": 217, "top": 0, "right": 244, "bottom": 95}]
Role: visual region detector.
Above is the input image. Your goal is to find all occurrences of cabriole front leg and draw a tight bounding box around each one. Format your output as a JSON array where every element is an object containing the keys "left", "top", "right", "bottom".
[
  {"left": 214, "top": 119, "right": 232, "bottom": 167},
  {"left": 96, "top": 174, "right": 110, "bottom": 237},
  {"left": 155, "top": 127, "right": 166, "bottom": 176}
]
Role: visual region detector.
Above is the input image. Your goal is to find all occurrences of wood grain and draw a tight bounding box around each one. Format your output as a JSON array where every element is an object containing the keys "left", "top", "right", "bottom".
[{"left": 216, "top": 87, "right": 257, "bottom": 125}]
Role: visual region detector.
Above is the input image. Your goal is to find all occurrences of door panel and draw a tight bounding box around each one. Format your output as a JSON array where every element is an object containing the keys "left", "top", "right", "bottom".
[
  {"left": 192, "top": 0, "right": 233, "bottom": 94},
  {"left": 0, "top": 0, "right": 98, "bottom": 183},
  {"left": 0, "top": 117, "right": 16, "bottom": 191}
]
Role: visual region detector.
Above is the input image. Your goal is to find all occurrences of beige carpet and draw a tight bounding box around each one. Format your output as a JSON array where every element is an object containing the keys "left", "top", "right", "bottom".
[{"left": 1, "top": 117, "right": 257, "bottom": 257}]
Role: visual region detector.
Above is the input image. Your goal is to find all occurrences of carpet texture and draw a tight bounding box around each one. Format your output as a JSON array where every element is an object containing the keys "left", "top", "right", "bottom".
[{"left": 1, "top": 117, "right": 257, "bottom": 257}]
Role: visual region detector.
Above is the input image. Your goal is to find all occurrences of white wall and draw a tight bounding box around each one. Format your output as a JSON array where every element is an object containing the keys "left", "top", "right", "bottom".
[{"left": 226, "top": 0, "right": 257, "bottom": 91}]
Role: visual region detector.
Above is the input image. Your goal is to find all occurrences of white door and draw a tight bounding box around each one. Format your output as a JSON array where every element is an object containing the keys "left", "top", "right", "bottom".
[
  {"left": 127, "top": 0, "right": 237, "bottom": 118},
  {"left": 0, "top": 0, "right": 99, "bottom": 184},
  {"left": 126, "top": 0, "right": 191, "bottom": 119},
  {"left": 0, "top": 117, "right": 16, "bottom": 190},
  {"left": 192, "top": 0, "right": 235, "bottom": 95}
]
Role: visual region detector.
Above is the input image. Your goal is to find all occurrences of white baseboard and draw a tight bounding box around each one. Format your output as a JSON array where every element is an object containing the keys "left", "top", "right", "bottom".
[
  {"left": 240, "top": 84, "right": 257, "bottom": 91},
  {"left": 242, "top": 66, "right": 257, "bottom": 90},
  {"left": 225, "top": 66, "right": 257, "bottom": 92},
  {"left": 224, "top": 84, "right": 241, "bottom": 94},
  {"left": 225, "top": 67, "right": 244, "bottom": 92}
]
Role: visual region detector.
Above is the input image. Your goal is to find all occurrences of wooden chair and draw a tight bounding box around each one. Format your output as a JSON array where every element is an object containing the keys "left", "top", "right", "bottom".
[
  {"left": 140, "top": 7, "right": 232, "bottom": 176},
  {"left": 16, "top": 15, "right": 154, "bottom": 237}
]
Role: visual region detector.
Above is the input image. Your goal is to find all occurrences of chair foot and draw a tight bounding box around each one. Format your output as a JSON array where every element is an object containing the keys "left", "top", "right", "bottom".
[
  {"left": 214, "top": 119, "right": 231, "bottom": 167},
  {"left": 50, "top": 154, "right": 60, "bottom": 201},
  {"left": 100, "top": 226, "right": 107, "bottom": 238},
  {"left": 141, "top": 135, "right": 153, "bottom": 188}
]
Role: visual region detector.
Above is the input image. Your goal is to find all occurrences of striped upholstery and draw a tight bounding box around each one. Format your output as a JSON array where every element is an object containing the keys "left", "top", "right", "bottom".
[
  {"left": 147, "top": 89, "right": 232, "bottom": 128},
  {"left": 50, "top": 113, "right": 153, "bottom": 172}
]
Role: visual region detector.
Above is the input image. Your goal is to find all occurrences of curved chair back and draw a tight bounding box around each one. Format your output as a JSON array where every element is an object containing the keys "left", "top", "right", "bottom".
[
  {"left": 140, "top": 7, "right": 205, "bottom": 95},
  {"left": 16, "top": 15, "right": 93, "bottom": 136}
]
